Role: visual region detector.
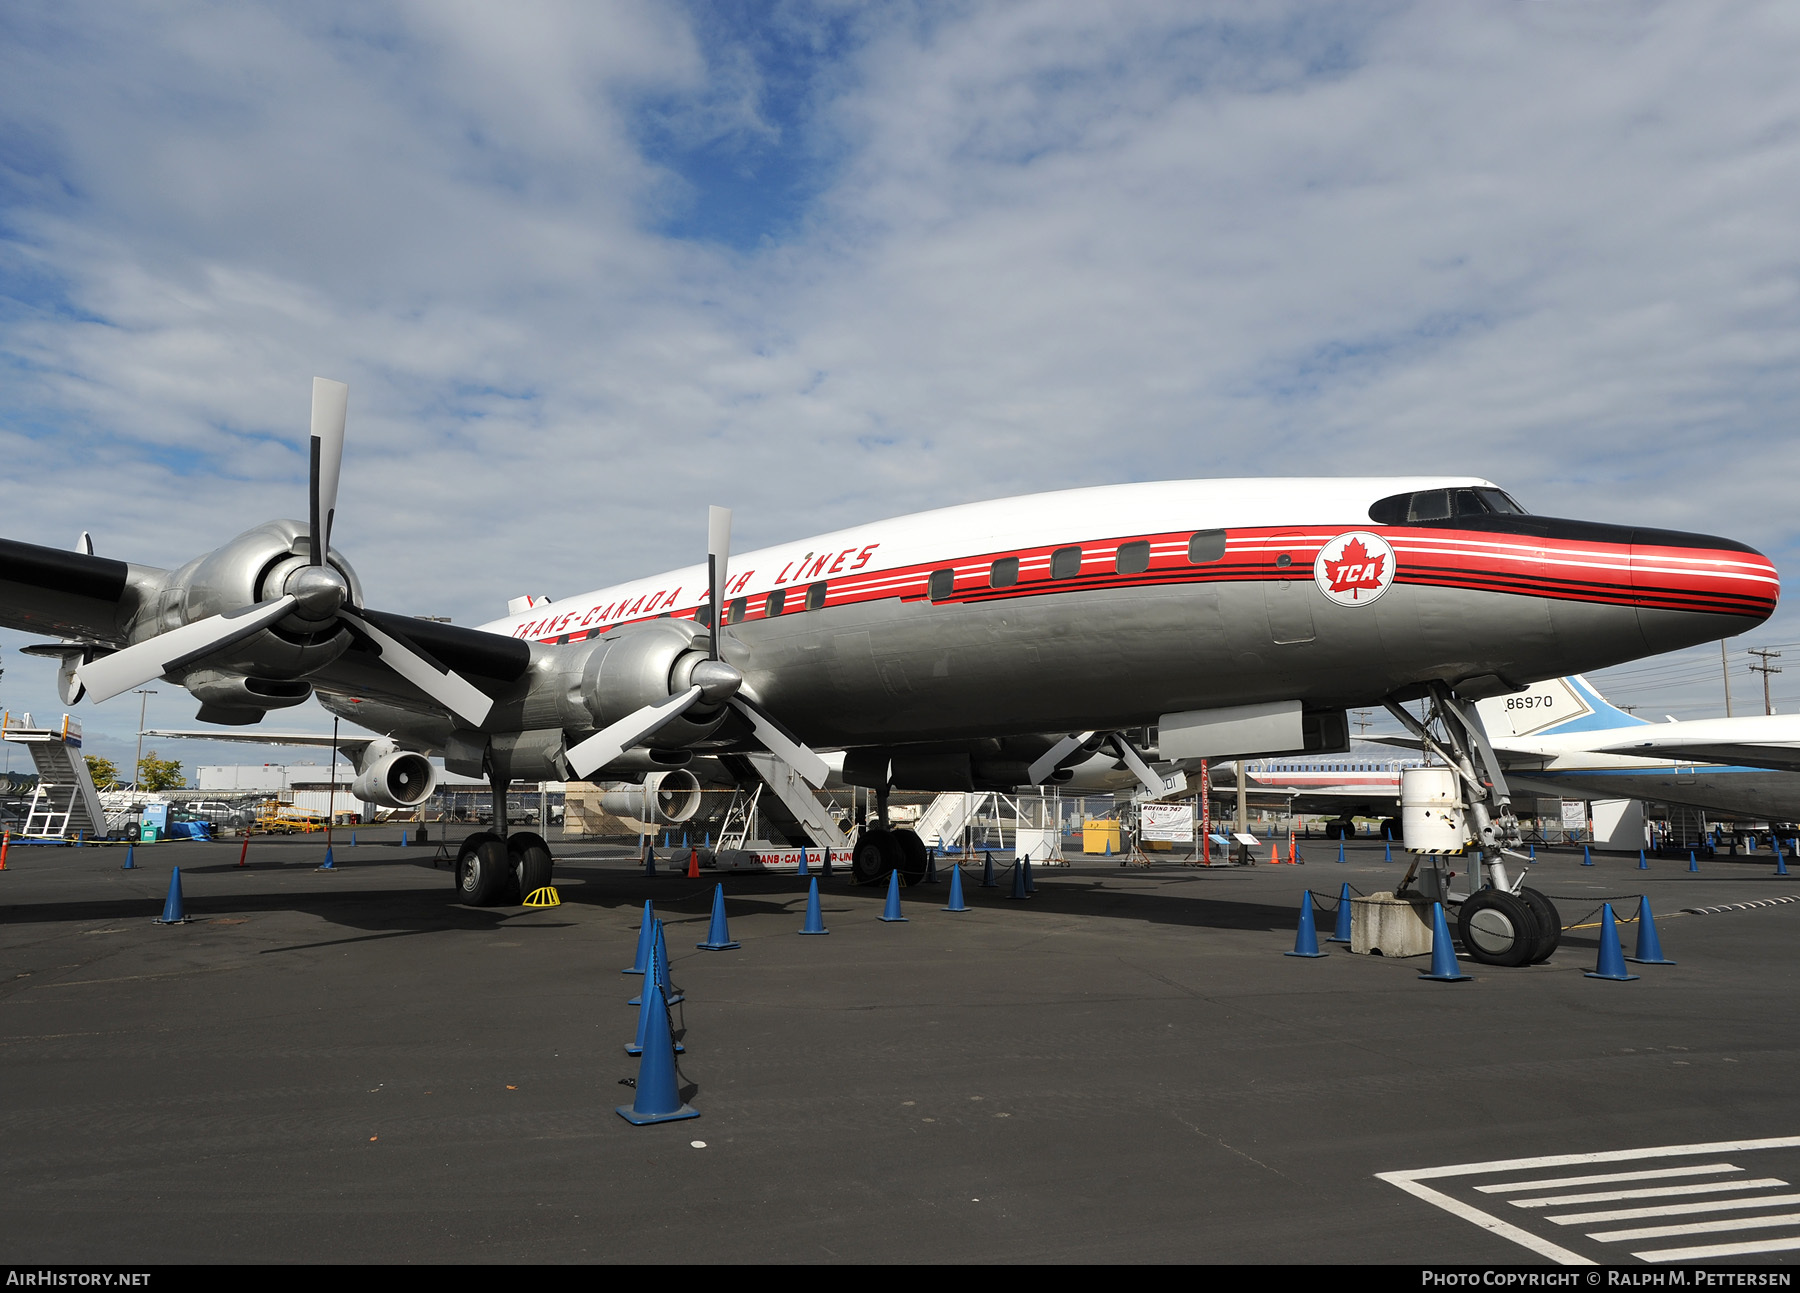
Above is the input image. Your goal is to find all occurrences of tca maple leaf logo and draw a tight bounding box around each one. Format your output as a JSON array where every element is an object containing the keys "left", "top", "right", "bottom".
[{"left": 1323, "top": 537, "right": 1386, "bottom": 599}]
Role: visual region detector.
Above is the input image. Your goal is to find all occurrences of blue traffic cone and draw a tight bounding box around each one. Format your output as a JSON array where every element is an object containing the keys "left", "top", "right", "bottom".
[
  {"left": 616, "top": 983, "right": 698, "bottom": 1125},
  {"left": 1586, "top": 903, "right": 1640, "bottom": 981},
  {"left": 121, "top": 844, "right": 135, "bottom": 870},
  {"left": 1777, "top": 845, "right": 1790, "bottom": 877},
  {"left": 925, "top": 847, "right": 938, "bottom": 884},
  {"left": 1007, "top": 857, "right": 1029, "bottom": 900},
  {"left": 879, "top": 868, "right": 907, "bottom": 922},
  {"left": 1581, "top": 845, "right": 1593, "bottom": 867},
  {"left": 1638, "top": 849, "right": 1649, "bottom": 870},
  {"left": 682, "top": 832, "right": 688, "bottom": 848},
  {"left": 704, "top": 831, "right": 710, "bottom": 848},
  {"left": 1023, "top": 856, "right": 1037, "bottom": 895},
  {"left": 799, "top": 876, "right": 829, "bottom": 935},
  {"left": 1384, "top": 841, "right": 1392, "bottom": 862},
  {"left": 1626, "top": 896, "right": 1675, "bottom": 965},
  {"left": 351, "top": 831, "right": 358, "bottom": 847},
  {"left": 697, "top": 884, "right": 740, "bottom": 950},
  {"left": 399, "top": 830, "right": 408, "bottom": 847},
  {"left": 626, "top": 974, "right": 685, "bottom": 1057},
  {"left": 1418, "top": 901, "right": 1470, "bottom": 981},
  {"left": 943, "top": 864, "right": 969, "bottom": 913},
  {"left": 980, "top": 851, "right": 997, "bottom": 887},
  {"left": 797, "top": 847, "right": 809, "bottom": 876},
  {"left": 821, "top": 845, "right": 833, "bottom": 877},
  {"left": 155, "top": 867, "right": 188, "bottom": 925},
  {"left": 643, "top": 841, "right": 656, "bottom": 877},
  {"left": 624, "top": 900, "right": 655, "bottom": 974},
  {"left": 318, "top": 846, "right": 335, "bottom": 870},
  {"left": 1337, "top": 842, "right": 1345, "bottom": 863},
  {"left": 1285, "top": 892, "right": 1327, "bottom": 957},
  {"left": 629, "top": 921, "right": 684, "bottom": 1006},
  {"left": 1328, "top": 883, "right": 1353, "bottom": 943},
  {"left": 1529, "top": 843, "right": 1536, "bottom": 861},
  {"left": 1688, "top": 851, "right": 1699, "bottom": 872},
  {"left": 1104, "top": 838, "right": 1112, "bottom": 857}
]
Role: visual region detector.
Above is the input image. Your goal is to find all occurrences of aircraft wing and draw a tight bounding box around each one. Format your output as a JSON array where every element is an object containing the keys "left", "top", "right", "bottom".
[
  {"left": 0, "top": 537, "right": 161, "bottom": 642},
  {"left": 141, "top": 729, "right": 377, "bottom": 762},
  {"left": 1547, "top": 715, "right": 1800, "bottom": 774}
]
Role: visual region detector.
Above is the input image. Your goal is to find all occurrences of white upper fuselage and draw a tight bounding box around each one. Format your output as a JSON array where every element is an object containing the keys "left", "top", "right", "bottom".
[{"left": 482, "top": 477, "right": 1490, "bottom": 642}]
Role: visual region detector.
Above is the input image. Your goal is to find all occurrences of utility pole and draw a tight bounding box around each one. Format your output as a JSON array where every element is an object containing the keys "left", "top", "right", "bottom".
[
  {"left": 1749, "top": 648, "right": 1783, "bottom": 716},
  {"left": 1721, "top": 641, "right": 1734, "bottom": 717},
  {"left": 132, "top": 689, "right": 157, "bottom": 791}
]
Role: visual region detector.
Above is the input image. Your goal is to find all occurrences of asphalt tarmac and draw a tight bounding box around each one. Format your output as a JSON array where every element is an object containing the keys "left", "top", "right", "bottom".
[{"left": 2, "top": 829, "right": 1798, "bottom": 1265}]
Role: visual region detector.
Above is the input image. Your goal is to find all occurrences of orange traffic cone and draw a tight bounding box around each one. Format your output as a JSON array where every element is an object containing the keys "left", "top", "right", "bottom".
[
  {"left": 1270, "top": 837, "right": 1283, "bottom": 865},
  {"left": 687, "top": 847, "right": 700, "bottom": 879},
  {"left": 1290, "top": 831, "right": 1301, "bottom": 865}
]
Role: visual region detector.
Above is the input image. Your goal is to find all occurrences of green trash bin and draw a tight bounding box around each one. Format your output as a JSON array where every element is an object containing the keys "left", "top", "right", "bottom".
[{"left": 140, "top": 825, "right": 158, "bottom": 844}]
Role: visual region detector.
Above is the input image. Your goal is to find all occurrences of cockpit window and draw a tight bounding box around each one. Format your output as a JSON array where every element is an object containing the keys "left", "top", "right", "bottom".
[{"left": 1368, "top": 488, "right": 1527, "bottom": 525}]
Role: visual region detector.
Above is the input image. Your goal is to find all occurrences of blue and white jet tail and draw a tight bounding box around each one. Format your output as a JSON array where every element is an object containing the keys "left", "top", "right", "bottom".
[{"left": 1476, "top": 675, "right": 1648, "bottom": 740}]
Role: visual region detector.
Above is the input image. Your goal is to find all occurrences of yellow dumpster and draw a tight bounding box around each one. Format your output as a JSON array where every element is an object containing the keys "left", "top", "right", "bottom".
[{"left": 1082, "top": 818, "right": 1121, "bottom": 855}]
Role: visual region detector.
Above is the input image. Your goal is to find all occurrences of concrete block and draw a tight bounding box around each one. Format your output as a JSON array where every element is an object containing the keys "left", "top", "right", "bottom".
[{"left": 1350, "top": 892, "right": 1434, "bottom": 958}]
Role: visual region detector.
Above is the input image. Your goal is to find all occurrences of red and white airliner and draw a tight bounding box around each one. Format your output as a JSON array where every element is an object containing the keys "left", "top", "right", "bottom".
[{"left": 0, "top": 380, "right": 1777, "bottom": 933}]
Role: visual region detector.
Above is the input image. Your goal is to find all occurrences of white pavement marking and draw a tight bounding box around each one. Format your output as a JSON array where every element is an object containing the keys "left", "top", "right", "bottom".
[
  {"left": 1548, "top": 1192, "right": 1800, "bottom": 1225},
  {"left": 1377, "top": 1135, "right": 1800, "bottom": 1266},
  {"left": 1474, "top": 1163, "right": 1741, "bottom": 1194},
  {"left": 1591, "top": 1211, "right": 1800, "bottom": 1243},
  {"left": 1513, "top": 1177, "right": 1787, "bottom": 1208},
  {"left": 1635, "top": 1235, "right": 1800, "bottom": 1263}
]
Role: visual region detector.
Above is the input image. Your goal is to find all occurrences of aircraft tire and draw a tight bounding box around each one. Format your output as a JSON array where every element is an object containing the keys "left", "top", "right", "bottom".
[
  {"left": 1518, "top": 887, "right": 1562, "bottom": 963},
  {"left": 508, "top": 832, "right": 554, "bottom": 902},
  {"left": 1381, "top": 818, "right": 1402, "bottom": 841},
  {"left": 852, "top": 830, "right": 902, "bottom": 885},
  {"left": 455, "top": 833, "right": 510, "bottom": 907},
  {"left": 1455, "top": 889, "right": 1538, "bottom": 968},
  {"left": 893, "top": 829, "right": 929, "bottom": 885}
]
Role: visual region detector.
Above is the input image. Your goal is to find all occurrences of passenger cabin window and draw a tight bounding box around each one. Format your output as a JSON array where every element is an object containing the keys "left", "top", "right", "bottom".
[
  {"left": 929, "top": 569, "right": 956, "bottom": 602},
  {"left": 726, "top": 597, "right": 746, "bottom": 625},
  {"left": 1368, "top": 487, "right": 1528, "bottom": 525},
  {"left": 806, "top": 581, "right": 828, "bottom": 611},
  {"left": 555, "top": 633, "right": 569, "bottom": 645},
  {"left": 990, "top": 557, "right": 1019, "bottom": 588},
  {"left": 1187, "top": 530, "right": 1227, "bottom": 563},
  {"left": 1115, "top": 540, "right": 1151, "bottom": 575},
  {"left": 766, "top": 588, "right": 787, "bottom": 616},
  {"left": 585, "top": 627, "right": 602, "bottom": 640},
  {"left": 1051, "top": 546, "right": 1082, "bottom": 579}
]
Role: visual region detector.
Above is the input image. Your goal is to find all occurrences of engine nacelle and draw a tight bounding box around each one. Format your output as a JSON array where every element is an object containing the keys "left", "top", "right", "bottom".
[
  {"left": 351, "top": 747, "right": 438, "bottom": 808},
  {"left": 145, "top": 520, "right": 365, "bottom": 687},
  {"left": 598, "top": 771, "right": 702, "bottom": 826}
]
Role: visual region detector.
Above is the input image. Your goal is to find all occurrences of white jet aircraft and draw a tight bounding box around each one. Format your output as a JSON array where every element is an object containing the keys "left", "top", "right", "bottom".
[{"left": 0, "top": 379, "right": 1779, "bottom": 963}]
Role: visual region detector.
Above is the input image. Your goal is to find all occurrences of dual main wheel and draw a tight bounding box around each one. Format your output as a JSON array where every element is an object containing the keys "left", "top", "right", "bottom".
[
  {"left": 1455, "top": 887, "right": 1561, "bottom": 967},
  {"left": 851, "top": 828, "right": 930, "bottom": 886},
  {"left": 454, "top": 831, "right": 554, "bottom": 907}
]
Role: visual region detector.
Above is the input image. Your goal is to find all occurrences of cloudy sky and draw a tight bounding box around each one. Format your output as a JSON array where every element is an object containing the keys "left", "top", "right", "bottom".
[{"left": 2, "top": 0, "right": 1798, "bottom": 771}]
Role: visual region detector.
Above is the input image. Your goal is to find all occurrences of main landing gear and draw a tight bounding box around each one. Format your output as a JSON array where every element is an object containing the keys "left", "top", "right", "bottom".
[
  {"left": 851, "top": 782, "right": 930, "bottom": 886},
  {"left": 1384, "top": 681, "right": 1560, "bottom": 968},
  {"left": 454, "top": 773, "right": 555, "bottom": 908}
]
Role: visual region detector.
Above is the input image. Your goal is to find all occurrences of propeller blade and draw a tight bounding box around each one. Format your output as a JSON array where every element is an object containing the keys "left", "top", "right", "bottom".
[
  {"left": 309, "top": 377, "right": 348, "bottom": 564},
  {"left": 728, "top": 696, "right": 830, "bottom": 788},
  {"left": 339, "top": 610, "right": 494, "bottom": 728},
  {"left": 707, "top": 505, "right": 731, "bottom": 660},
  {"left": 1027, "top": 730, "right": 1095, "bottom": 786},
  {"left": 1110, "top": 734, "right": 1183, "bottom": 800},
  {"left": 77, "top": 595, "right": 299, "bottom": 704},
  {"left": 565, "top": 686, "right": 704, "bottom": 780}
]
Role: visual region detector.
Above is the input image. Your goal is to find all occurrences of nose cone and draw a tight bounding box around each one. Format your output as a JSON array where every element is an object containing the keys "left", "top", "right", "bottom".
[{"left": 1631, "top": 525, "right": 1779, "bottom": 654}]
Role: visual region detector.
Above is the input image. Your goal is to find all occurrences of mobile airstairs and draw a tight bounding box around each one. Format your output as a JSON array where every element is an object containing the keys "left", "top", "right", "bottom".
[{"left": 1, "top": 713, "right": 110, "bottom": 840}]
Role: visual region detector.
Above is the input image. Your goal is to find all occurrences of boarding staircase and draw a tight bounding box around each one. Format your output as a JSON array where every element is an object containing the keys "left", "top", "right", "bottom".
[
  {"left": 742, "top": 753, "right": 850, "bottom": 851},
  {"left": 2, "top": 713, "right": 108, "bottom": 839},
  {"left": 916, "top": 792, "right": 984, "bottom": 848}
]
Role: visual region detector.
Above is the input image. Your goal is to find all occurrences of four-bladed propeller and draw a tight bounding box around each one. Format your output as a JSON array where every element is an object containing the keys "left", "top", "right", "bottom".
[
  {"left": 77, "top": 380, "right": 494, "bottom": 727},
  {"left": 564, "top": 505, "right": 831, "bottom": 786}
]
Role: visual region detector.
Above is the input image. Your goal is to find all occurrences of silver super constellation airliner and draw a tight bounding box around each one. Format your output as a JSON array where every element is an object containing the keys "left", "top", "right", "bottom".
[{"left": 0, "top": 380, "right": 1778, "bottom": 960}]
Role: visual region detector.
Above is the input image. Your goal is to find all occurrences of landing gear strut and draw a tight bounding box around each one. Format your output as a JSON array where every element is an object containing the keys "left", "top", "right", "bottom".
[{"left": 1384, "top": 681, "right": 1560, "bottom": 966}]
